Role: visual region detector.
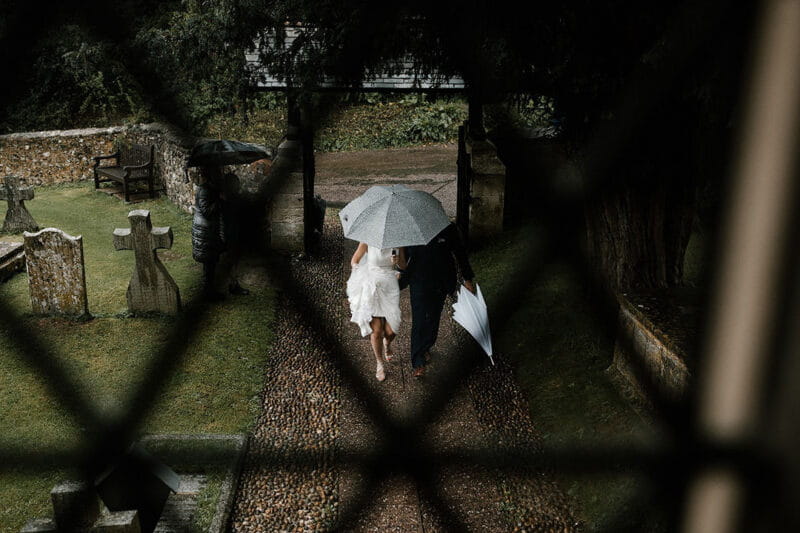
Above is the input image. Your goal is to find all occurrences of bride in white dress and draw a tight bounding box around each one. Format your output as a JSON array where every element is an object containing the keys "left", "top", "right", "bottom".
[{"left": 346, "top": 243, "right": 407, "bottom": 381}]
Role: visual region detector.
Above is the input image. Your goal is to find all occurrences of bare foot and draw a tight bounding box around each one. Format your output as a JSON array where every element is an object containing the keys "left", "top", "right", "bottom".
[
  {"left": 383, "top": 338, "right": 394, "bottom": 362},
  {"left": 376, "top": 364, "right": 386, "bottom": 382}
]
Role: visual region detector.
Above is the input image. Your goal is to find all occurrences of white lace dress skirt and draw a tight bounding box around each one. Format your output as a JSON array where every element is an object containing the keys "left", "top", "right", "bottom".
[{"left": 346, "top": 252, "right": 401, "bottom": 337}]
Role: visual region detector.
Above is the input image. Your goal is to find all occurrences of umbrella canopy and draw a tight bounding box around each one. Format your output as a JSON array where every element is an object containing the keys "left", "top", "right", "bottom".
[
  {"left": 186, "top": 139, "right": 272, "bottom": 168},
  {"left": 339, "top": 185, "right": 450, "bottom": 249},
  {"left": 452, "top": 283, "right": 494, "bottom": 365}
]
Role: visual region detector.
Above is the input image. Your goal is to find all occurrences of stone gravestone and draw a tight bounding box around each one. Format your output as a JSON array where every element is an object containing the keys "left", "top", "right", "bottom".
[
  {"left": 95, "top": 443, "right": 180, "bottom": 533},
  {"left": 23, "top": 228, "right": 89, "bottom": 317},
  {"left": 1, "top": 175, "right": 38, "bottom": 233},
  {"left": 0, "top": 241, "right": 25, "bottom": 281},
  {"left": 114, "top": 210, "right": 181, "bottom": 315},
  {"left": 20, "top": 479, "right": 142, "bottom": 533},
  {"left": 50, "top": 480, "right": 101, "bottom": 530}
]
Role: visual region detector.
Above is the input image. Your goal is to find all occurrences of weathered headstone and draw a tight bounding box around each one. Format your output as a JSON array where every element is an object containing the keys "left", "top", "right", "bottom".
[
  {"left": 1, "top": 175, "right": 38, "bottom": 233},
  {"left": 23, "top": 228, "right": 89, "bottom": 317},
  {"left": 114, "top": 210, "right": 181, "bottom": 314}
]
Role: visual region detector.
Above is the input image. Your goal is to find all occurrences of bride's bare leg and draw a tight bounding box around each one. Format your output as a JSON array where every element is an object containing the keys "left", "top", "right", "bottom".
[
  {"left": 370, "top": 317, "right": 386, "bottom": 381},
  {"left": 383, "top": 322, "right": 396, "bottom": 361}
]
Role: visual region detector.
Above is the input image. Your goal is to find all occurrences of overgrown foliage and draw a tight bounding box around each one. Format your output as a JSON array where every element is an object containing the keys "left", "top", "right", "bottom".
[
  {"left": 1, "top": 25, "right": 148, "bottom": 131},
  {"left": 201, "top": 92, "right": 471, "bottom": 152},
  {"left": 132, "top": 0, "right": 252, "bottom": 132},
  {"left": 314, "top": 96, "right": 466, "bottom": 151}
]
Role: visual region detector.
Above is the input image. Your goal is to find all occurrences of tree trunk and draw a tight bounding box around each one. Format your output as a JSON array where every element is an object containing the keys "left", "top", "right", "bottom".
[
  {"left": 585, "top": 178, "right": 694, "bottom": 292},
  {"left": 583, "top": 113, "right": 697, "bottom": 292}
]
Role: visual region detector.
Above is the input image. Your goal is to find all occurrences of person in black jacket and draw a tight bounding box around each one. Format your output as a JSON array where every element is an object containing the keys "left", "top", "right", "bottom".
[
  {"left": 403, "top": 223, "right": 476, "bottom": 377},
  {"left": 192, "top": 167, "right": 226, "bottom": 301},
  {"left": 191, "top": 166, "right": 249, "bottom": 301}
]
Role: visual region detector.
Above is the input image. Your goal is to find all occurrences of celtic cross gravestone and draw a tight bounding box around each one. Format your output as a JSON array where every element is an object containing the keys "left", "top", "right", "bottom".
[
  {"left": 23, "top": 228, "right": 89, "bottom": 317},
  {"left": 1, "top": 175, "right": 38, "bottom": 233},
  {"left": 114, "top": 210, "right": 181, "bottom": 314}
]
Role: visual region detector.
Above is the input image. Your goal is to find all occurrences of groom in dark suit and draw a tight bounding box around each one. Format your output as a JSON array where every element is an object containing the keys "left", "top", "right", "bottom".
[{"left": 403, "top": 223, "right": 475, "bottom": 377}]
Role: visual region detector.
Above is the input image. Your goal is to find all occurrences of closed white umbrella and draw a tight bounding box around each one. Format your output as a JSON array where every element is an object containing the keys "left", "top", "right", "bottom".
[
  {"left": 452, "top": 283, "right": 494, "bottom": 365},
  {"left": 339, "top": 185, "right": 450, "bottom": 248}
]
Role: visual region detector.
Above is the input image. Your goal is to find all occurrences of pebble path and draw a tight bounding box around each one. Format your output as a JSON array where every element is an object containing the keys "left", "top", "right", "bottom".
[{"left": 230, "top": 214, "right": 578, "bottom": 532}]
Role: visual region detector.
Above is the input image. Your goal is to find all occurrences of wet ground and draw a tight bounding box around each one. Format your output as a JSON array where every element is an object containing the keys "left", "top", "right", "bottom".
[{"left": 314, "top": 144, "right": 458, "bottom": 216}]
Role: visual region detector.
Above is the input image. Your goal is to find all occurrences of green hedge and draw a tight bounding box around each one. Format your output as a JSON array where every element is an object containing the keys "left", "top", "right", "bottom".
[
  {"left": 314, "top": 99, "right": 467, "bottom": 152},
  {"left": 201, "top": 93, "right": 467, "bottom": 153}
]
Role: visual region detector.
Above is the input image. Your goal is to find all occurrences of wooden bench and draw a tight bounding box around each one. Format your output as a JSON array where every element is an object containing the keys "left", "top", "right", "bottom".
[{"left": 93, "top": 144, "right": 156, "bottom": 202}]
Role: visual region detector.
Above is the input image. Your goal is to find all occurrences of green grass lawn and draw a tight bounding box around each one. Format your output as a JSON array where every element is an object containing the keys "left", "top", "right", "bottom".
[
  {"left": 0, "top": 184, "right": 274, "bottom": 532},
  {"left": 470, "top": 224, "right": 668, "bottom": 532}
]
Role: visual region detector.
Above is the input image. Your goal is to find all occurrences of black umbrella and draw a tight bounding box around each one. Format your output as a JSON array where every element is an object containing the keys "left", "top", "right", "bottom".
[{"left": 186, "top": 139, "right": 272, "bottom": 168}]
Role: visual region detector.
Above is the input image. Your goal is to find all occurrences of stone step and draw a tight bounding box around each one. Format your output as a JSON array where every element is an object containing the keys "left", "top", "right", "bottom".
[{"left": 153, "top": 474, "right": 207, "bottom": 533}]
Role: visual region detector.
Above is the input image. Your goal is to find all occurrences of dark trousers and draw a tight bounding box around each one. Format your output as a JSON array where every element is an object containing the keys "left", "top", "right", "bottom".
[{"left": 410, "top": 286, "right": 447, "bottom": 369}]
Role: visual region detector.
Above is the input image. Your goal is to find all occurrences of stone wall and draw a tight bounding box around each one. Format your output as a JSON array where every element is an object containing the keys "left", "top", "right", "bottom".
[
  {"left": 0, "top": 123, "right": 195, "bottom": 212},
  {"left": 0, "top": 125, "right": 126, "bottom": 185},
  {"left": 610, "top": 292, "right": 698, "bottom": 404}
]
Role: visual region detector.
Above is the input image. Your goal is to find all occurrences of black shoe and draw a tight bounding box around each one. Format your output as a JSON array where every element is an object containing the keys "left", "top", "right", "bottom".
[{"left": 229, "top": 282, "right": 250, "bottom": 295}]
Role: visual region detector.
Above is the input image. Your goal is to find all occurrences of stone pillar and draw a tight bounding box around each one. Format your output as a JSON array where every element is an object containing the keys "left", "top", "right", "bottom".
[
  {"left": 266, "top": 94, "right": 305, "bottom": 253},
  {"left": 23, "top": 228, "right": 89, "bottom": 317},
  {"left": 465, "top": 132, "right": 506, "bottom": 241}
]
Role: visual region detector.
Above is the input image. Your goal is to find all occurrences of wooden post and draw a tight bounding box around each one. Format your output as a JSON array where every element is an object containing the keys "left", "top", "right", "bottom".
[
  {"left": 456, "top": 124, "right": 470, "bottom": 242},
  {"left": 301, "top": 103, "right": 316, "bottom": 252},
  {"left": 467, "top": 97, "right": 486, "bottom": 140}
]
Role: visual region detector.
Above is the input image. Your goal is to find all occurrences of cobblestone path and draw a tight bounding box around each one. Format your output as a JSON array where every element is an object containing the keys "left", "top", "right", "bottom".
[{"left": 229, "top": 208, "right": 578, "bottom": 531}]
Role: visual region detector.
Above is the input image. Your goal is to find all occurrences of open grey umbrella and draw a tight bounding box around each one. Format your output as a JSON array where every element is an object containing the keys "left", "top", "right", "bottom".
[
  {"left": 186, "top": 139, "right": 272, "bottom": 168},
  {"left": 339, "top": 185, "right": 450, "bottom": 248}
]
